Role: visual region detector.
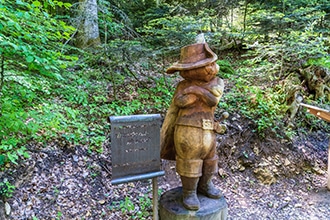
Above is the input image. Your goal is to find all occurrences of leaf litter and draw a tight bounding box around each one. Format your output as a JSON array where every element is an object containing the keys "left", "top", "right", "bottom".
[{"left": 0, "top": 123, "right": 329, "bottom": 219}]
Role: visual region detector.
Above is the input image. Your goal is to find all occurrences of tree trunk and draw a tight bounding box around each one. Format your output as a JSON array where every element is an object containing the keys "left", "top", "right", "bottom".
[
  {"left": 76, "top": 0, "right": 101, "bottom": 49},
  {"left": 243, "top": 0, "right": 248, "bottom": 33}
]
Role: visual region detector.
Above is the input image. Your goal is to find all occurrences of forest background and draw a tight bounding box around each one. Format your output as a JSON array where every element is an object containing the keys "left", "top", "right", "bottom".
[{"left": 0, "top": 0, "right": 329, "bottom": 215}]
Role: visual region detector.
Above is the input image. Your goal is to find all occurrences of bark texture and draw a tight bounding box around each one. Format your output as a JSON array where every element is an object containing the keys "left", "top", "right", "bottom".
[{"left": 76, "top": 0, "right": 101, "bottom": 48}]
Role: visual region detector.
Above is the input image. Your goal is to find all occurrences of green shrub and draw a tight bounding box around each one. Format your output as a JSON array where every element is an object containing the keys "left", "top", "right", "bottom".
[
  {"left": 0, "top": 179, "right": 15, "bottom": 199},
  {"left": 0, "top": 0, "right": 77, "bottom": 166}
]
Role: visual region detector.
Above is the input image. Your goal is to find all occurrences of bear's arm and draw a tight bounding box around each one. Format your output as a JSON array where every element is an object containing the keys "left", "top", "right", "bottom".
[
  {"left": 182, "top": 85, "right": 218, "bottom": 106},
  {"left": 174, "top": 92, "right": 197, "bottom": 108}
]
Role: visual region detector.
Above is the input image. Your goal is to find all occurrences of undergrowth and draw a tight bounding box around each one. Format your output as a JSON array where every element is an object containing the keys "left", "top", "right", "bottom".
[{"left": 218, "top": 53, "right": 330, "bottom": 138}]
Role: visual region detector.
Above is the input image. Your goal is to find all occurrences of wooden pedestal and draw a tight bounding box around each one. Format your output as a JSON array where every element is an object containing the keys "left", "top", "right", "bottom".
[{"left": 159, "top": 187, "right": 228, "bottom": 220}]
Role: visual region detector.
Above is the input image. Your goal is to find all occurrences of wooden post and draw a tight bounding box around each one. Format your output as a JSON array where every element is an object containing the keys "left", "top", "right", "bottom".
[
  {"left": 152, "top": 177, "right": 159, "bottom": 220},
  {"left": 328, "top": 142, "right": 330, "bottom": 190}
]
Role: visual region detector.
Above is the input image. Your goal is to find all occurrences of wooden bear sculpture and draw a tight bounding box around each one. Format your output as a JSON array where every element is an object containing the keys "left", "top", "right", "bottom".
[{"left": 161, "top": 42, "right": 226, "bottom": 210}]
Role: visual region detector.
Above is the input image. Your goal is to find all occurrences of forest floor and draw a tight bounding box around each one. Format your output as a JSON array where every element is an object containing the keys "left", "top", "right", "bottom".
[{"left": 1, "top": 112, "right": 329, "bottom": 220}]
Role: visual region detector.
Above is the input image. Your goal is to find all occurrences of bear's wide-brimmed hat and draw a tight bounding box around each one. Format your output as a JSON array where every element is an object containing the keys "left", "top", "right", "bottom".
[{"left": 166, "top": 43, "right": 218, "bottom": 74}]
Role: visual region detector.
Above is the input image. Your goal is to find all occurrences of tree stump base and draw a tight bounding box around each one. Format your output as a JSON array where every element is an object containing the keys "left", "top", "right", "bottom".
[{"left": 159, "top": 187, "right": 228, "bottom": 220}]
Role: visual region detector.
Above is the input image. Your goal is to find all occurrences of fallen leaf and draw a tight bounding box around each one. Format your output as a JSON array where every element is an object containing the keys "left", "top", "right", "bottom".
[
  {"left": 312, "top": 167, "right": 325, "bottom": 175},
  {"left": 98, "top": 200, "right": 106, "bottom": 205},
  {"left": 218, "top": 168, "right": 226, "bottom": 176},
  {"left": 295, "top": 203, "right": 302, "bottom": 208},
  {"left": 284, "top": 158, "right": 291, "bottom": 166}
]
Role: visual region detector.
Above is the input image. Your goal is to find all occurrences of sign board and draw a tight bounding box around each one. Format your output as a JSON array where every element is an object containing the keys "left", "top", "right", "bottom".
[
  {"left": 300, "top": 103, "right": 330, "bottom": 122},
  {"left": 110, "top": 114, "right": 164, "bottom": 185}
]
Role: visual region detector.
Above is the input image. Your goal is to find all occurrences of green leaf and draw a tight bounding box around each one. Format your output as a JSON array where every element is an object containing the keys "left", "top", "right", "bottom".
[
  {"left": 26, "top": 56, "right": 34, "bottom": 63},
  {"left": 32, "top": 1, "right": 41, "bottom": 7},
  {"left": 17, "top": 147, "right": 30, "bottom": 158},
  {"left": 16, "top": 0, "right": 27, "bottom": 6},
  {"left": 63, "top": 3, "right": 72, "bottom": 9},
  {"left": 6, "top": 152, "right": 18, "bottom": 164},
  {"left": 0, "top": 155, "right": 5, "bottom": 166},
  {"left": 1, "top": 41, "right": 18, "bottom": 50}
]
